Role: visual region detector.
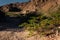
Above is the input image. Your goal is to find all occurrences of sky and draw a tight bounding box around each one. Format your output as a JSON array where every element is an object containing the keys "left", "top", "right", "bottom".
[{"left": 0, "top": 0, "right": 29, "bottom": 6}]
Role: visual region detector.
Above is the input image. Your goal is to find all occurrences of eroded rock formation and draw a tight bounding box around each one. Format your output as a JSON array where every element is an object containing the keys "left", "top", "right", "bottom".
[{"left": 0, "top": 0, "right": 60, "bottom": 14}]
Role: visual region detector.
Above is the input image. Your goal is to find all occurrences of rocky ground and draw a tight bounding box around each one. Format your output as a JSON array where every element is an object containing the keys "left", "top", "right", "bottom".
[{"left": 0, "top": 30, "right": 60, "bottom": 40}]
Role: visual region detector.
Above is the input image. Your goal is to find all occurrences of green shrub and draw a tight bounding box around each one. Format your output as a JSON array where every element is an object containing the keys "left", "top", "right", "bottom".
[{"left": 18, "top": 10, "right": 60, "bottom": 35}]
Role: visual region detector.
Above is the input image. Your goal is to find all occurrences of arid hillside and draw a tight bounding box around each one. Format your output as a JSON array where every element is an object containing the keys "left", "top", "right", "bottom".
[
  {"left": 0, "top": 0, "right": 60, "bottom": 40},
  {"left": 0, "top": 0, "right": 60, "bottom": 14}
]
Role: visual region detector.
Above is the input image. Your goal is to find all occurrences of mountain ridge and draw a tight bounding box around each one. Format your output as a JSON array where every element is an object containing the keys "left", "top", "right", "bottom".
[{"left": 0, "top": 0, "right": 60, "bottom": 14}]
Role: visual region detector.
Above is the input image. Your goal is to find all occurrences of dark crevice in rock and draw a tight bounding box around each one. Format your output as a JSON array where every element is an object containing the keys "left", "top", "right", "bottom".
[{"left": 9, "top": 7, "right": 22, "bottom": 12}]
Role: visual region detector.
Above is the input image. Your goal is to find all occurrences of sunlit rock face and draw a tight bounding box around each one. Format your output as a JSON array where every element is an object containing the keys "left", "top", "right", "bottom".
[
  {"left": 0, "top": 0, "right": 60, "bottom": 14},
  {"left": 57, "top": 0, "right": 60, "bottom": 5}
]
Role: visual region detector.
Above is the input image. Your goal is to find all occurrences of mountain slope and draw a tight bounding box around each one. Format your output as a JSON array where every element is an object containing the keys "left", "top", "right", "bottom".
[{"left": 0, "top": 0, "right": 60, "bottom": 14}]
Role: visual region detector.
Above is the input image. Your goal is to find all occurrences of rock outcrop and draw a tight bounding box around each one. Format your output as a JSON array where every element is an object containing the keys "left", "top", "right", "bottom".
[{"left": 0, "top": 0, "right": 60, "bottom": 14}]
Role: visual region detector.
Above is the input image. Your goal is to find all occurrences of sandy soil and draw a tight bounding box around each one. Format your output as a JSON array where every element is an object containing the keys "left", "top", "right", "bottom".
[{"left": 0, "top": 30, "right": 60, "bottom": 40}]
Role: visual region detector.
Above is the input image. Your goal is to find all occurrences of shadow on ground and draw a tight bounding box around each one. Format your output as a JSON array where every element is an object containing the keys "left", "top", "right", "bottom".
[{"left": 0, "top": 10, "right": 38, "bottom": 31}]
